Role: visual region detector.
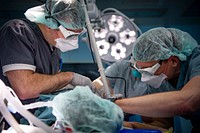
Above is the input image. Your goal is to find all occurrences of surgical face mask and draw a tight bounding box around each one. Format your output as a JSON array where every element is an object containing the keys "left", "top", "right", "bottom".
[
  {"left": 134, "top": 62, "right": 167, "bottom": 88},
  {"left": 55, "top": 36, "right": 79, "bottom": 52},
  {"left": 141, "top": 73, "right": 167, "bottom": 88},
  {"left": 54, "top": 25, "right": 81, "bottom": 52}
]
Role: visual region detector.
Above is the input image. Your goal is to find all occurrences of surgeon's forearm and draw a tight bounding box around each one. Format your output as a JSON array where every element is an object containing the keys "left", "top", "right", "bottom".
[
  {"left": 116, "top": 76, "right": 200, "bottom": 117},
  {"left": 115, "top": 91, "right": 188, "bottom": 117},
  {"left": 31, "top": 72, "right": 74, "bottom": 93},
  {"left": 6, "top": 70, "right": 74, "bottom": 100}
]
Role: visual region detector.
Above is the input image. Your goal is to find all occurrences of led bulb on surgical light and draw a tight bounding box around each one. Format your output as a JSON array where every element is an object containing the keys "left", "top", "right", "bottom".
[
  {"left": 96, "top": 40, "right": 110, "bottom": 56},
  {"left": 111, "top": 43, "right": 126, "bottom": 60},
  {"left": 94, "top": 28, "right": 108, "bottom": 39},
  {"left": 108, "top": 15, "right": 124, "bottom": 32},
  {"left": 120, "top": 29, "right": 136, "bottom": 45}
]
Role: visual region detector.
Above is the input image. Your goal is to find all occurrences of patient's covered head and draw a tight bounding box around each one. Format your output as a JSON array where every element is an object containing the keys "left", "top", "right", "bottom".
[{"left": 52, "top": 86, "right": 124, "bottom": 132}]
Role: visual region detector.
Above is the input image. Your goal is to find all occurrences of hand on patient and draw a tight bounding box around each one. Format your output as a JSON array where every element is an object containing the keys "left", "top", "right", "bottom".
[{"left": 70, "top": 73, "right": 95, "bottom": 90}]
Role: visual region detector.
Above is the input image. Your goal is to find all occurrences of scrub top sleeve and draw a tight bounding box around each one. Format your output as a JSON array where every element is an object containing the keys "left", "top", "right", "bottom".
[
  {"left": 0, "top": 24, "right": 35, "bottom": 67},
  {"left": 105, "top": 62, "right": 120, "bottom": 77},
  {"left": 188, "top": 46, "right": 200, "bottom": 79}
]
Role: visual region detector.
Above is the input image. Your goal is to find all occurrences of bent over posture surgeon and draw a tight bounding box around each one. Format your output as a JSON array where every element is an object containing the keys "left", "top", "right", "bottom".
[
  {"left": 0, "top": 0, "right": 94, "bottom": 101},
  {"left": 93, "top": 50, "right": 177, "bottom": 131},
  {"left": 114, "top": 27, "right": 200, "bottom": 133},
  {"left": 0, "top": 0, "right": 94, "bottom": 128}
]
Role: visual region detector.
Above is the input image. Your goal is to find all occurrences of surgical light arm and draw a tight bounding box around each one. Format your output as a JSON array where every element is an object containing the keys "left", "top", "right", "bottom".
[{"left": 81, "top": 0, "right": 111, "bottom": 98}]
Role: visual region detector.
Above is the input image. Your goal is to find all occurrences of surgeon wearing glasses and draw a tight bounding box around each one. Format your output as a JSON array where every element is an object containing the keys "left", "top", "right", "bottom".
[
  {"left": 0, "top": 0, "right": 94, "bottom": 103},
  {"left": 115, "top": 27, "right": 200, "bottom": 133},
  {"left": 93, "top": 43, "right": 177, "bottom": 131}
]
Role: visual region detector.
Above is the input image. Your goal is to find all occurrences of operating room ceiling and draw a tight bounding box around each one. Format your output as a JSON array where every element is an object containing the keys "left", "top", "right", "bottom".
[{"left": 0, "top": 0, "right": 200, "bottom": 26}]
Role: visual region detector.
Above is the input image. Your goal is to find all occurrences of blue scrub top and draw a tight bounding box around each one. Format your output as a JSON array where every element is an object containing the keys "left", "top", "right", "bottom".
[
  {"left": 105, "top": 60, "right": 178, "bottom": 98},
  {"left": 106, "top": 44, "right": 200, "bottom": 130},
  {"left": 176, "top": 45, "right": 200, "bottom": 130},
  {"left": 0, "top": 19, "right": 61, "bottom": 104}
]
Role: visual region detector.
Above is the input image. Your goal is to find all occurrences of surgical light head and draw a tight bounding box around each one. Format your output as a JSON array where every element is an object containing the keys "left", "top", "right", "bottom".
[
  {"left": 133, "top": 27, "right": 198, "bottom": 62},
  {"left": 24, "top": 0, "right": 86, "bottom": 30}
]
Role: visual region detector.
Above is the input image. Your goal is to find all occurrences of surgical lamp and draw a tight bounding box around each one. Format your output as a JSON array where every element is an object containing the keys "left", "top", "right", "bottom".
[
  {"left": 92, "top": 8, "right": 142, "bottom": 64},
  {"left": 82, "top": 0, "right": 141, "bottom": 98}
]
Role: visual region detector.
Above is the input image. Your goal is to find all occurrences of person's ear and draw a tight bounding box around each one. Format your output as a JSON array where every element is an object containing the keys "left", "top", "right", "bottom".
[
  {"left": 46, "top": 26, "right": 52, "bottom": 32},
  {"left": 47, "top": 27, "right": 58, "bottom": 37},
  {"left": 170, "top": 56, "right": 179, "bottom": 67}
]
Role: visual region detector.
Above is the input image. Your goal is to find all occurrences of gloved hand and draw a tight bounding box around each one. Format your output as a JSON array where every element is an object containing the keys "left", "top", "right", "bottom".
[
  {"left": 95, "top": 86, "right": 123, "bottom": 100},
  {"left": 95, "top": 86, "right": 107, "bottom": 98},
  {"left": 71, "top": 73, "right": 95, "bottom": 91}
]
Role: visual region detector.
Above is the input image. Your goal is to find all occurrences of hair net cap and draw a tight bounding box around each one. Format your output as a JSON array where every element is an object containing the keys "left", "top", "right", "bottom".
[
  {"left": 51, "top": 86, "right": 124, "bottom": 132},
  {"left": 24, "top": 0, "right": 86, "bottom": 30},
  {"left": 133, "top": 27, "right": 198, "bottom": 62}
]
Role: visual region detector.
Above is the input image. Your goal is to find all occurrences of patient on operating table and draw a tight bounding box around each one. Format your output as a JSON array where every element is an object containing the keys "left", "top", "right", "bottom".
[
  {"left": 50, "top": 86, "right": 124, "bottom": 132},
  {"left": 21, "top": 84, "right": 172, "bottom": 132}
]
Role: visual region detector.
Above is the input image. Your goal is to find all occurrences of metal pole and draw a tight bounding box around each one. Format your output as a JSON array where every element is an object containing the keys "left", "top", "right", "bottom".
[{"left": 81, "top": 0, "right": 111, "bottom": 98}]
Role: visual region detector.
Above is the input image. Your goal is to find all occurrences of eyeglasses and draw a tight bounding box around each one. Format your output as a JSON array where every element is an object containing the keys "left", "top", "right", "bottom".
[
  {"left": 58, "top": 25, "right": 81, "bottom": 39},
  {"left": 133, "top": 62, "right": 161, "bottom": 75}
]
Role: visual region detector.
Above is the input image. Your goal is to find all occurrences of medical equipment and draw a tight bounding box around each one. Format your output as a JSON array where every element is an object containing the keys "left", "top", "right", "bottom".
[
  {"left": 0, "top": 80, "right": 59, "bottom": 133},
  {"left": 84, "top": 0, "right": 142, "bottom": 64},
  {"left": 81, "top": 0, "right": 111, "bottom": 98},
  {"left": 93, "top": 8, "right": 142, "bottom": 64}
]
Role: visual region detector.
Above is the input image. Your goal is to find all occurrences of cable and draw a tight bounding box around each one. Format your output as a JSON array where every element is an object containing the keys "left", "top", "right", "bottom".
[
  {"left": 87, "top": 31, "right": 127, "bottom": 97},
  {"left": 105, "top": 75, "right": 127, "bottom": 98},
  {"left": 36, "top": 0, "right": 46, "bottom": 3}
]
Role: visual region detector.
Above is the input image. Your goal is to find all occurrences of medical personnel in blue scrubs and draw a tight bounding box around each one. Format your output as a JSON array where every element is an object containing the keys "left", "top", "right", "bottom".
[{"left": 115, "top": 27, "right": 200, "bottom": 133}]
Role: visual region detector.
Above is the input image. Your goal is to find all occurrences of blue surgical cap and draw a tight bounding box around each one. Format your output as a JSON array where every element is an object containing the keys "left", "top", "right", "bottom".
[
  {"left": 133, "top": 27, "right": 198, "bottom": 62},
  {"left": 24, "top": 0, "right": 86, "bottom": 29},
  {"left": 52, "top": 86, "right": 124, "bottom": 132}
]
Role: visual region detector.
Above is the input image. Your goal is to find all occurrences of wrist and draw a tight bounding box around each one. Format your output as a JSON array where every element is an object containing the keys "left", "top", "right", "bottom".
[
  {"left": 64, "top": 72, "right": 74, "bottom": 84},
  {"left": 107, "top": 94, "right": 122, "bottom": 103},
  {"left": 110, "top": 97, "right": 118, "bottom": 103},
  {"left": 114, "top": 99, "right": 120, "bottom": 104}
]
